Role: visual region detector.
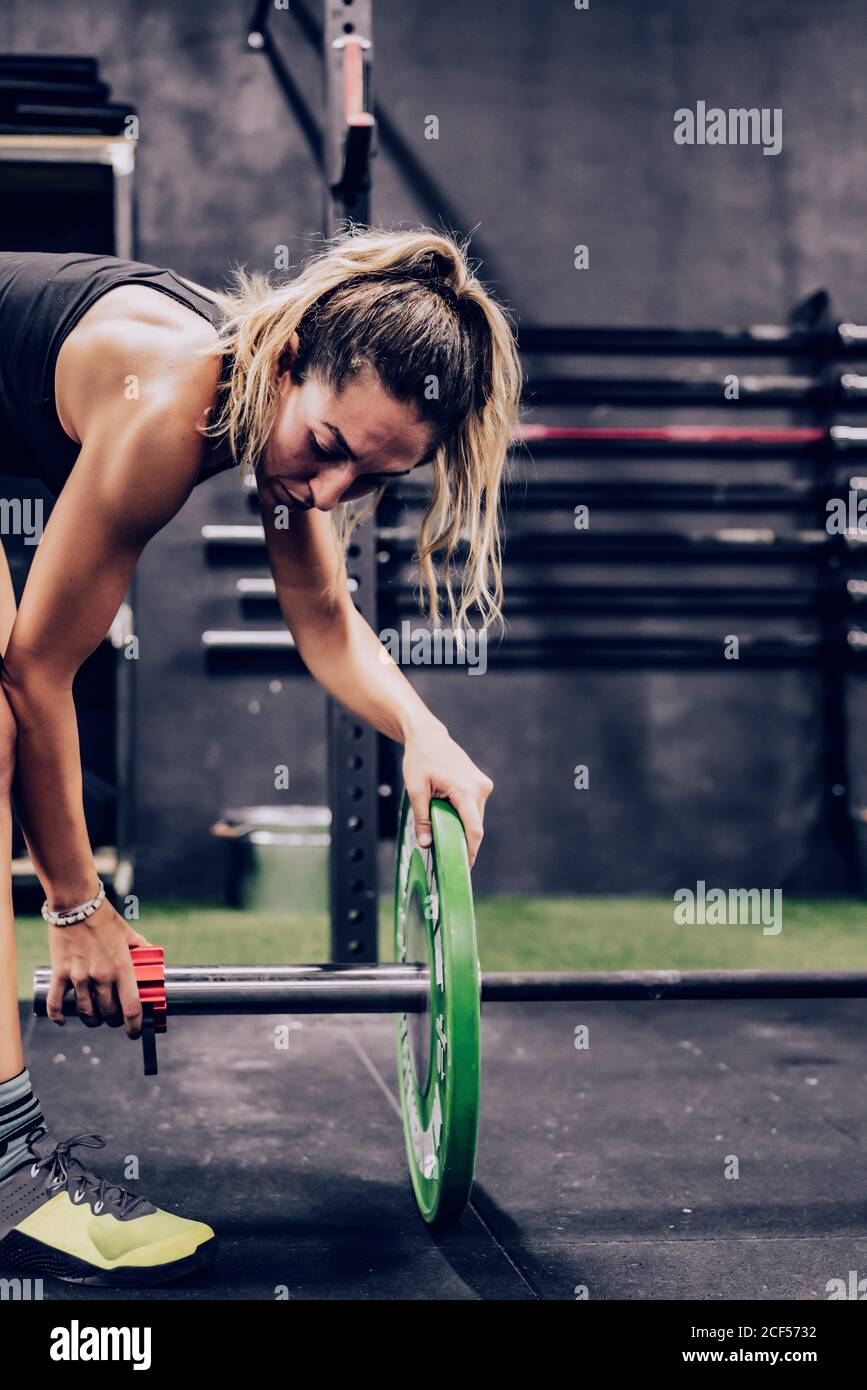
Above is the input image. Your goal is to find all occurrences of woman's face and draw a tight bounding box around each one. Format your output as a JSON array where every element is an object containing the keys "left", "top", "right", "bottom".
[{"left": 257, "top": 358, "right": 434, "bottom": 514}]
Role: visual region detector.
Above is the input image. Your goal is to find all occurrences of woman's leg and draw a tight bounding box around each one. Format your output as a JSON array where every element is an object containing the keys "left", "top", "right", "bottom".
[
  {"left": 0, "top": 538, "right": 41, "bottom": 1177},
  {"left": 0, "top": 536, "right": 22, "bottom": 1084},
  {"left": 0, "top": 532, "right": 215, "bottom": 1284},
  {"left": 0, "top": 725, "right": 21, "bottom": 1083}
]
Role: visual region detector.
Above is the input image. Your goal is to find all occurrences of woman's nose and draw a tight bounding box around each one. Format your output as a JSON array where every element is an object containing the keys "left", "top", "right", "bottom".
[{"left": 310, "top": 463, "right": 354, "bottom": 511}]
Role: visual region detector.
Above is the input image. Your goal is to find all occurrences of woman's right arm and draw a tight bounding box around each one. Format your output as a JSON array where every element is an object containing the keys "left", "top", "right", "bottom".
[{"left": 1, "top": 326, "right": 221, "bottom": 1035}]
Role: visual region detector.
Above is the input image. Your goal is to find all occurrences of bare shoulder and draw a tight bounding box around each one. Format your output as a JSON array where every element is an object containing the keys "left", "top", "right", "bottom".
[{"left": 56, "top": 283, "right": 222, "bottom": 446}]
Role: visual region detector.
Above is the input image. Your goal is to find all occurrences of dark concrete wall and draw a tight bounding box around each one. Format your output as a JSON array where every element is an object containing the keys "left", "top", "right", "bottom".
[{"left": 5, "top": 0, "right": 866, "bottom": 897}]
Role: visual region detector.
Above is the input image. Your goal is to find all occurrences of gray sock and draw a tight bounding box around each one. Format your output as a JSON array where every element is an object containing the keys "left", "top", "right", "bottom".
[{"left": 0, "top": 1068, "right": 46, "bottom": 1181}]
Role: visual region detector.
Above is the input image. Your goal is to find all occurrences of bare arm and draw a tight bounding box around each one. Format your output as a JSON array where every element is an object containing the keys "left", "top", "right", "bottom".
[
  {"left": 262, "top": 503, "right": 493, "bottom": 860},
  {"left": 2, "top": 330, "right": 220, "bottom": 1031},
  {"left": 2, "top": 378, "right": 209, "bottom": 904},
  {"left": 263, "top": 503, "right": 444, "bottom": 742}
]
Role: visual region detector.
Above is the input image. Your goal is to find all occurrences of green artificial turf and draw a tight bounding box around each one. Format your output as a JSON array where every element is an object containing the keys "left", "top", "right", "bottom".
[{"left": 16, "top": 895, "right": 867, "bottom": 999}]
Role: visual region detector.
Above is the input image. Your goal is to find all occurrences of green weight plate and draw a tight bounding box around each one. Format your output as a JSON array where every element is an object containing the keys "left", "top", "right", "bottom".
[{"left": 394, "top": 791, "right": 481, "bottom": 1229}]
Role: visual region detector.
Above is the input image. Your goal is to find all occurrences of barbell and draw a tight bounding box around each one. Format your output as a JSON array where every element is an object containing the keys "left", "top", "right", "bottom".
[{"left": 33, "top": 793, "right": 867, "bottom": 1230}]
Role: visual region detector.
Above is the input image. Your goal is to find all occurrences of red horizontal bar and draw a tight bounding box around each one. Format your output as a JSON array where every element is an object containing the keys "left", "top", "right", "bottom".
[{"left": 516, "top": 424, "right": 826, "bottom": 445}]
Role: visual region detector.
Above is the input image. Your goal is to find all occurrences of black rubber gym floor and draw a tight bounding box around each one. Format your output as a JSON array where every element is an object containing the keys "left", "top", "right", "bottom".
[{"left": 17, "top": 998, "right": 867, "bottom": 1300}]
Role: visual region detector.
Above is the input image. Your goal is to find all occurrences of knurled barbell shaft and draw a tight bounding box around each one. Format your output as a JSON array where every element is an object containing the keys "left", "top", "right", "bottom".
[
  {"left": 32, "top": 964, "right": 867, "bottom": 1015},
  {"left": 480, "top": 969, "right": 867, "bottom": 1001}
]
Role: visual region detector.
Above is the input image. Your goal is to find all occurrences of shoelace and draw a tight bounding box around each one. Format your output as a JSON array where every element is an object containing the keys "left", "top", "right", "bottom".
[{"left": 29, "top": 1133, "right": 150, "bottom": 1218}]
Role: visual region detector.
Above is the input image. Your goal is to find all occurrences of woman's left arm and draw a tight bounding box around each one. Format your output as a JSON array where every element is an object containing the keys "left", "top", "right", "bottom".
[{"left": 262, "top": 504, "right": 493, "bottom": 864}]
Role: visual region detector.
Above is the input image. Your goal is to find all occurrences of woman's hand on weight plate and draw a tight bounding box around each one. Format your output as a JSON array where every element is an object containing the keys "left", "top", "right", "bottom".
[
  {"left": 402, "top": 724, "right": 494, "bottom": 868},
  {"left": 46, "top": 899, "right": 152, "bottom": 1039}
]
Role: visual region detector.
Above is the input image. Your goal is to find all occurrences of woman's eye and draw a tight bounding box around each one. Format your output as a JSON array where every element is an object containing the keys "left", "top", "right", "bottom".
[{"left": 309, "top": 433, "right": 340, "bottom": 462}]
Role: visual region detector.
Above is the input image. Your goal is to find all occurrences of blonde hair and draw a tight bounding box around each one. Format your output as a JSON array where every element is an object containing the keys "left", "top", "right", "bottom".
[{"left": 203, "top": 226, "right": 522, "bottom": 632}]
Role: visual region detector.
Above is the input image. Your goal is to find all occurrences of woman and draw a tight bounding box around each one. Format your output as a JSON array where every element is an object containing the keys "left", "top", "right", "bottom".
[{"left": 0, "top": 227, "right": 522, "bottom": 1283}]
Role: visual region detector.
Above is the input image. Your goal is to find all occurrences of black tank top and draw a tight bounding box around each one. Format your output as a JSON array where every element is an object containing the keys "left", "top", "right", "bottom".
[{"left": 0, "top": 251, "right": 237, "bottom": 496}]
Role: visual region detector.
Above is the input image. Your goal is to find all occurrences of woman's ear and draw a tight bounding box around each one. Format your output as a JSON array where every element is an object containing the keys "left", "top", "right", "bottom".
[{"left": 277, "top": 330, "right": 301, "bottom": 377}]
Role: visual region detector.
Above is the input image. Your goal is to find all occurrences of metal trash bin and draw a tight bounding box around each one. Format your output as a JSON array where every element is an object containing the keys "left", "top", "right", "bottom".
[{"left": 211, "top": 805, "right": 331, "bottom": 913}]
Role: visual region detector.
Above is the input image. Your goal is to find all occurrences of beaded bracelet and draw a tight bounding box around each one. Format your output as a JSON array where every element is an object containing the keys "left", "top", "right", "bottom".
[{"left": 41, "top": 878, "right": 106, "bottom": 927}]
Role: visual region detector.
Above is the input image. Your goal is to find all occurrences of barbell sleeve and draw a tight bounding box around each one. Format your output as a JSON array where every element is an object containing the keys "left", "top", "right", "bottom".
[{"left": 32, "top": 963, "right": 431, "bottom": 1015}]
